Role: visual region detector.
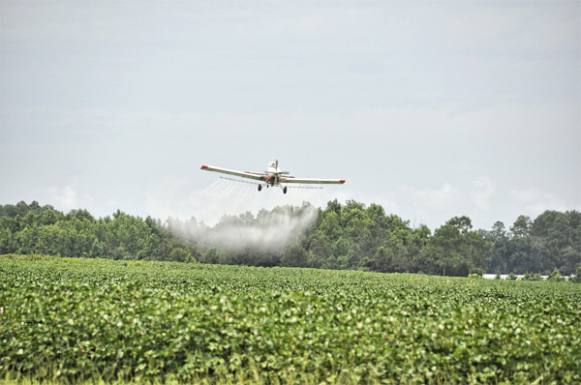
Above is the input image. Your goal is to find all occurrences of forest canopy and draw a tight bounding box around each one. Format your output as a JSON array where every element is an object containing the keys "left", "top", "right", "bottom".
[{"left": 1, "top": 201, "right": 579, "bottom": 276}]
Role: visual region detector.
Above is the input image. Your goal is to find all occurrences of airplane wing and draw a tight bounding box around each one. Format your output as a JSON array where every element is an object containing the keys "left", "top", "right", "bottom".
[
  {"left": 200, "top": 164, "right": 265, "bottom": 182},
  {"left": 280, "top": 176, "right": 346, "bottom": 185}
]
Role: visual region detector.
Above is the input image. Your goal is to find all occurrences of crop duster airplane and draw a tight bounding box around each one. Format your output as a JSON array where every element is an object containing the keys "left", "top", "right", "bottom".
[{"left": 201, "top": 160, "right": 346, "bottom": 194}]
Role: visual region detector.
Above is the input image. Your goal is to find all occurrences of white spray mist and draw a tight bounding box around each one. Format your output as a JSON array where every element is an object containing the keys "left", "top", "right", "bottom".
[{"left": 166, "top": 203, "right": 318, "bottom": 254}]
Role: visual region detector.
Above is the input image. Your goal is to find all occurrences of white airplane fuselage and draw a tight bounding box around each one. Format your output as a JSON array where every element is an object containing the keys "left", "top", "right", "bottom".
[{"left": 262, "top": 160, "right": 289, "bottom": 187}]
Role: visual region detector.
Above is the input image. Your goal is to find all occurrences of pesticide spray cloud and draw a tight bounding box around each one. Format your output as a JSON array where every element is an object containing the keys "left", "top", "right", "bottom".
[{"left": 166, "top": 204, "right": 318, "bottom": 254}]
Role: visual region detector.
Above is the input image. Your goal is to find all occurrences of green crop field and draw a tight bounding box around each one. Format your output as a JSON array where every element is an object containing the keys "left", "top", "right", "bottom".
[{"left": 1, "top": 255, "right": 580, "bottom": 384}]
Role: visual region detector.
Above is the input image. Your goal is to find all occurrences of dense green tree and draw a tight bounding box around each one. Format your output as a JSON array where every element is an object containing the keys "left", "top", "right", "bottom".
[
  {"left": 418, "top": 216, "right": 488, "bottom": 276},
  {"left": 486, "top": 221, "right": 510, "bottom": 273},
  {"left": 528, "top": 210, "right": 581, "bottom": 274},
  {"left": 511, "top": 215, "right": 531, "bottom": 237},
  {"left": 281, "top": 242, "right": 308, "bottom": 267},
  {"left": 507, "top": 215, "right": 540, "bottom": 273},
  {"left": 0, "top": 227, "right": 13, "bottom": 254}
]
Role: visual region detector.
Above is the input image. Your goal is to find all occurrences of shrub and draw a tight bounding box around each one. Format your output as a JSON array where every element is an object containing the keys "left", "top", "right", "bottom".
[
  {"left": 547, "top": 269, "right": 564, "bottom": 282},
  {"left": 523, "top": 272, "right": 543, "bottom": 281}
]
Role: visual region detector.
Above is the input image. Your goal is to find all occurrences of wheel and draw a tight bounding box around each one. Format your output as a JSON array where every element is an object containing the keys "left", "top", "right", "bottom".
[
  {"left": 258, "top": 184, "right": 262, "bottom": 192},
  {"left": 283, "top": 186, "right": 288, "bottom": 194}
]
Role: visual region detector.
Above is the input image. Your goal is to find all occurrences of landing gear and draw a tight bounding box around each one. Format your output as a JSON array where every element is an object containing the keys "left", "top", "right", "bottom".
[
  {"left": 258, "top": 184, "right": 262, "bottom": 192},
  {"left": 283, "top": 186, "right": 288, "bottom": 194}
]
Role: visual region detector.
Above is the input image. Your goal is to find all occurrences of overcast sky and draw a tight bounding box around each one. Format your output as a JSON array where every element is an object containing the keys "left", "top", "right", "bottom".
[{"left": 1, "top": 0, "right": 580, "bottom": 229}]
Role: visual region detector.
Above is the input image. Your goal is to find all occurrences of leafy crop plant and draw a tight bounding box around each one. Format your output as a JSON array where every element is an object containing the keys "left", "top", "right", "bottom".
[{"left": 1, "top": 255, "right": 580, "bottom": 384}]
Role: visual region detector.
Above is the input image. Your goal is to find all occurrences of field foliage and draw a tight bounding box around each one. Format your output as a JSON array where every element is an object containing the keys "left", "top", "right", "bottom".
[{"left": 1, "top": 255, "right": 580, "bottom": 384}]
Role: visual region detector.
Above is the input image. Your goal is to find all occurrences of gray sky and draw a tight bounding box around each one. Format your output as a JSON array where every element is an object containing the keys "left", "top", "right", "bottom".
[{"left": 1, "top": 0, "right": 580, "bottom": 229}]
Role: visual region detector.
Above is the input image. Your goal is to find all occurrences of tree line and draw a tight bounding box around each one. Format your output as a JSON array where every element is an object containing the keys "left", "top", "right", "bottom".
[
  {"left": 0, "top": 201, "right": 195, "bottom": 262},
  {"left": 1, "top": 200, "right": 580, "bottom": 277}
]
